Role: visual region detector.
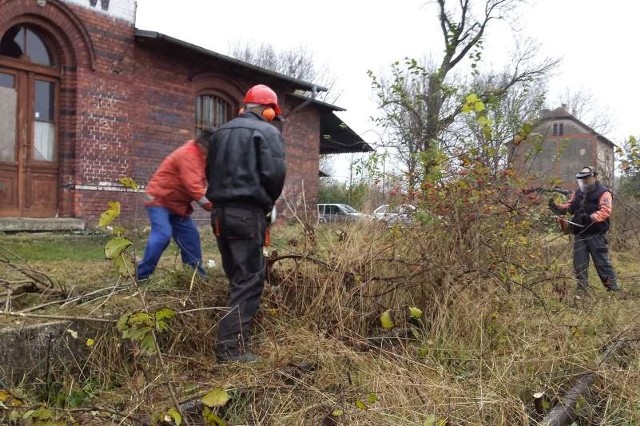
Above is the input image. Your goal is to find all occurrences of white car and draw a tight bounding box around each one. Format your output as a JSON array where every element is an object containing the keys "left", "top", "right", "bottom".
[
  {"left": 318, "top": 203, "right": 368, "bottom": 223},
  {"left": 373, "top": 204, "right": 417, "bottom": 225}
]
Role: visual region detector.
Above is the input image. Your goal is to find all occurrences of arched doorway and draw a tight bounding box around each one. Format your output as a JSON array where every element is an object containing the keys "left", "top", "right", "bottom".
[{"left": 0, "top": 24, "right": 60, "bottom": 217}]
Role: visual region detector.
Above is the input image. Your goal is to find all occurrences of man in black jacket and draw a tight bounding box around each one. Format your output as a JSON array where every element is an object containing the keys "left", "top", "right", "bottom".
[
  {"left": 206, "top": 84, "right": 286, "bottom": 362},
  {"left": 548, "top": 166, "right": 618, "bottom": 294}
]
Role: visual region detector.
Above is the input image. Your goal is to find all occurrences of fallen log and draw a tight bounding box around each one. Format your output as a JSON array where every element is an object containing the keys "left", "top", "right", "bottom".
[
  {"left": 538, "top": 338, "right": 630, "bottom": 425},
  {"left": 538, "top": 372, "right": 595, "bottom": 426}
]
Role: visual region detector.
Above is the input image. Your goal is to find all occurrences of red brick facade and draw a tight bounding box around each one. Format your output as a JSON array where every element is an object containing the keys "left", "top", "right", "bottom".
[{"left": 0, "top": 0, "right": 324, "bottom": 226}]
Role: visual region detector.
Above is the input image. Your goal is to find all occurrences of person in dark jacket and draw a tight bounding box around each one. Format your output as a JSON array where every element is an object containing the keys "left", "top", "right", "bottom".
[
  {"left": 136, "top": 129, "right": 213, "bottom": 281},
  {"left": 549, "top": 165, "right": 618, "bottom": 294},
  {"left": 206, "top": 84, "right": 286, "bottom": 362}
]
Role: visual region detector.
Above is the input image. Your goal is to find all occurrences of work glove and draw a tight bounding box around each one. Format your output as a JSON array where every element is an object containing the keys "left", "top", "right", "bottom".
[
  {"left": 198, "top": 196, "right": 213, "bottom": 212},
  {"left": 577, "top": 213, "right": 592, "bottom": 226},
  {"left": 548, "top": 198, "right": 563, "bottom": 215},
  {"left": 265, "top": 206, "right": 277, "bottom": 225}
]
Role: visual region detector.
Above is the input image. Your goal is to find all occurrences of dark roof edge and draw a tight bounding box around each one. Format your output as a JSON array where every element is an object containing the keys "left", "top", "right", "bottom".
[
  {"left": 134, "top": 29, "right": 328, "bottom": 93},
  {"left": 287, "top": 92, "right": 346, "bottom": 112}
]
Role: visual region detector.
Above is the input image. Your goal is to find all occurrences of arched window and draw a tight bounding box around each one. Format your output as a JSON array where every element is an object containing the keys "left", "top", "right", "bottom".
[
  {"left": 195, "top": 94, "right": 232, "bottom": 131},
  {"left": 0, "top": 25, "right": 55, "bottom": 66}
]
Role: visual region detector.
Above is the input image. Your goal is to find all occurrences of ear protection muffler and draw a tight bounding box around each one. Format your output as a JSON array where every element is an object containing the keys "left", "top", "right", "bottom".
[
  {"left": 261, "top": 107, "right": 276, "bottom": 121},
  {"left": 238, "top": 106, "right": 276, "bottom": 121}
]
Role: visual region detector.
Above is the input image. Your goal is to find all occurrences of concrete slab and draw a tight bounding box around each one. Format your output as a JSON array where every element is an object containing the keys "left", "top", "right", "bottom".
[
  {"left": 0, "top": 218, "right": 85, "bottom": 232},
  {"left": 0, "top": 320, "right": 110, "bottom": 386}
]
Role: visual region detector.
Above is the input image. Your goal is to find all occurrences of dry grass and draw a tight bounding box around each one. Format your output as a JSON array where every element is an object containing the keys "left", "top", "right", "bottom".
[{"left": 1, "top": 202, "right": 640, "bottom": 425}]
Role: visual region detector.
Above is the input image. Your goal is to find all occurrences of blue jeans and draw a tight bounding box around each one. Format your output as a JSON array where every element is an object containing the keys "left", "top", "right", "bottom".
[{"left": 136, "top": 206, "right": 205, "bottom": 279}]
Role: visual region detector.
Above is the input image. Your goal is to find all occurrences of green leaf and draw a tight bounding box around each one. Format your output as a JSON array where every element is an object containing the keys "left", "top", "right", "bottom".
[
  {"left": 155, "top": 308, "right": 175, "bottom": 332},
  {"left": 202, "top": 388, "right": 230, "bottom": 408},
  {"left": 116, "top": 314, "right": 130, "bottom": 332},
  {"left": 423, "top": 414, "right": 437, "bottom": 426},
  {"left": 477, "top": 115, "right": 491, "bottom": 126},
  {"left": 0, "top": 390, "right": 23, "bottom": 407},
  {"left": 332, "top": 409, "right": 344, "bottom": 416},
  {"left": 203, "top": 407, "right": 227, "bottom": 426},
  {"left": 113, "top": 254, "right": 134, "bottom": 276},
  {"left": 156, "top": 308, "right": 176, "bottom": 321},
  {"left": 104, "top": 236, "right": 132, "bottom": 259},
  {"left": 140, "top": 334, "right": 156, "bottom": 355},
  {"left": 465, "top": 93, "right": 480, "bottom": 104},
  {"left": 380, "top": 310, "right": 394, "bottom": 330},
  {"left": 367, "top": 392, "right": 378, "bottom": 403},
  {"left": 167, "top": 407, "right": 182, "bottom": 425},
  {"left": 355, "top": 399, "right": 368, "bottom": 410},
  {"left": 31, "top": 406, "right": 53, "bottom": 420},
  {"left": 118, "top": 177, "right": 139, "bottom": 190},
  {"left": 98, "top": 201, "right": 121, "bottom": 227},
  {"left": 129, "top": 312, "right": 154, "bottom": 327},
  {"left": 408, "top": 307, "right": 423, "bottom": 319}
]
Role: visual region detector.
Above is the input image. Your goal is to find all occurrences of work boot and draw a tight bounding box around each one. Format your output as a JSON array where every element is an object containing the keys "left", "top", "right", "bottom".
[{"left": 603, "top": 279, "right": 619, "bottom": 292}]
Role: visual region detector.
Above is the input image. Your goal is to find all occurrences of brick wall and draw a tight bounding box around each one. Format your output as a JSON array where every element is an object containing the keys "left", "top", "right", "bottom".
[
  {"left": 63, "top": 0, "right": 136, "bottom": 23},
  {"left": 280, "top": 106, "right": 321, "bottom": 218}
]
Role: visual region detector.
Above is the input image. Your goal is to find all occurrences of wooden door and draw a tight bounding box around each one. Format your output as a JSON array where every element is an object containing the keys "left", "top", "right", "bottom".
[
  {"left": 0, "top": 26, "right": 60, "bottom": 218},
  {"left": 0, "top": 69, "right": 59, "bottom": 217}
]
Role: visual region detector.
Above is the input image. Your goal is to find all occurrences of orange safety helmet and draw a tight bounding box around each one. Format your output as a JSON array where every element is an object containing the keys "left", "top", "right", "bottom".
[{"left": 243, "top": 84, "right": 282, "bottom": 116}]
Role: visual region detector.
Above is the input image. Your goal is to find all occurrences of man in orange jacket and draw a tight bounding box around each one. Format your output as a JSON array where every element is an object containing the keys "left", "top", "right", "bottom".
[{"left": 136, "top": 129, "right": 213, "bottom": 281}]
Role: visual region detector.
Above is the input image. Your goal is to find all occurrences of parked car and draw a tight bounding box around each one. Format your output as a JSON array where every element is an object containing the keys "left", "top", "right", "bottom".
[
  {"left": 318, "top": 203, "right": 369, "bottom": 223},
  {"left": 373, "top": 204, "right": 417, "bottom": 225}
]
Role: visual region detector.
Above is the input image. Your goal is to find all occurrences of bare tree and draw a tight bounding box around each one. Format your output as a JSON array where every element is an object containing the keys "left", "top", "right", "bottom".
[
  {"left": 319, "top": 154, "right": 336, "bottom": 177},
  {"left": 229, "top": 42, "right": 341, "bottom": 104},
  {"left": 554, "top": 88, "right": 613, "bottom": 135},
  {"left": 370, "top": 0, "right": 558, "bottom": 188}
]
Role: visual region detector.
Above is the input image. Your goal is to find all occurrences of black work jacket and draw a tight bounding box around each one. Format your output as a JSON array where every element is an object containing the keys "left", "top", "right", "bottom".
[
  {"left": 205, "top": 112, "right": 286, "bottom": 213},
  {"left": 568, "top": 182, "right": 610, "bottom": 235}
]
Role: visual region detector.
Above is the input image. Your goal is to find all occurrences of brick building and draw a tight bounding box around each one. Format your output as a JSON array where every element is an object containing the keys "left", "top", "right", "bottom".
[
  {"left": 512, "top": 106, "right": 615, "bottom": 190},
  {"left": 0, "top": 0, "right": 370, "bottom": 227}
]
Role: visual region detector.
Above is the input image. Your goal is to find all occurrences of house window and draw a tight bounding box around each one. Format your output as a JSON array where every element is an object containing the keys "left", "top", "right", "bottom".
[
  {"left": 195, "top": 94, "right": 231, "bottom": 132},
  {"left": 0, "top": 25, "right": 55, "bottom": 66},
  {"left": 552, "top": 122, "right": 564, "bottom": 136}
]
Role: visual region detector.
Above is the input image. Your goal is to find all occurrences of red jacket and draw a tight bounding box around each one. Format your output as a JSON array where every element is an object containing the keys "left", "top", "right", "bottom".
[{"left": 144, "top": 140, "right": 209, "bottom": 216}]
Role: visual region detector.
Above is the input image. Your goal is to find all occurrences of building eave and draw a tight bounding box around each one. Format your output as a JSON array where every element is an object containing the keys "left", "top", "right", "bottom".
[{"left": 134, "top": 29, "right": 328, "bottom": 93}]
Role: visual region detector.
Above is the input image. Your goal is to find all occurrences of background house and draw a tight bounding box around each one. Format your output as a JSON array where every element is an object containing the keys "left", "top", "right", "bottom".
[
  {"left": 512, "top": 106, "right": 615, "bottom": 191},
  {"left": 0, "top": 0, "right": 371, "bottom": 229}
]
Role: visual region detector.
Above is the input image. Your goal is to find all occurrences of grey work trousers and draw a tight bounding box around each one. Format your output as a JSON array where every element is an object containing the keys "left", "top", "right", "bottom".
[
  {"left": 573, "top": 232, "right": 617, "bottom": 291},
  {"left": 211, "top": 206, "right": 266, "bottom": 357}
]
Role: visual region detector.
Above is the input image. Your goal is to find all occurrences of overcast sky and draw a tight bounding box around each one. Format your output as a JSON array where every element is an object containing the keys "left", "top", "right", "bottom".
[{"left": 135, "top": 0, "right": 640, "bottom": 181}]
